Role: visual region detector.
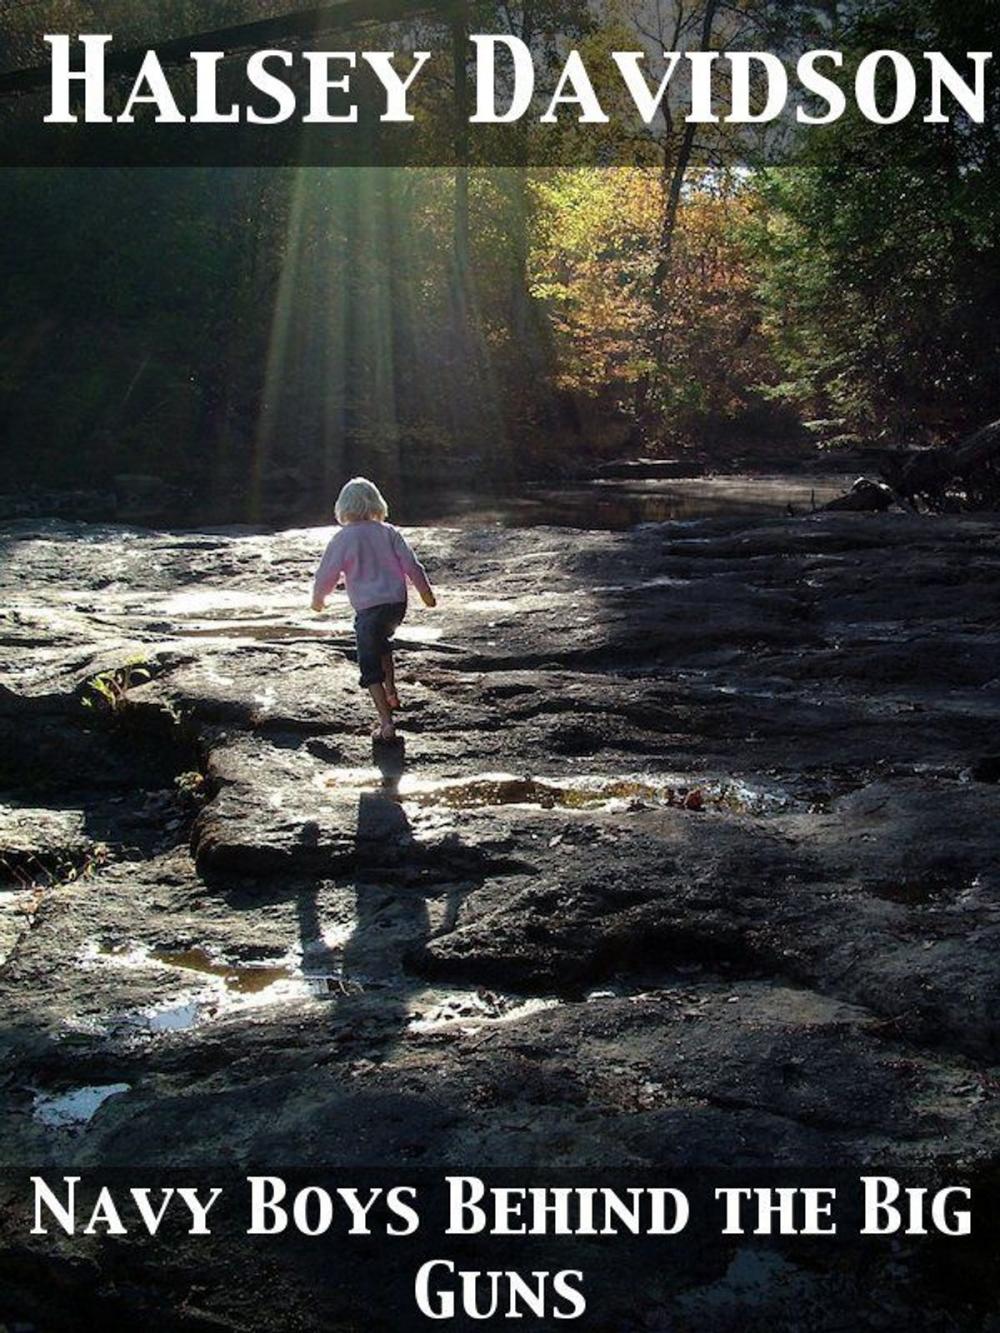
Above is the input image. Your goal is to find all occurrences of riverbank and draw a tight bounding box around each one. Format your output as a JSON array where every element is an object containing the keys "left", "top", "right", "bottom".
[{"left": 0, "top": 434, "right": 870, "bottom": 530}]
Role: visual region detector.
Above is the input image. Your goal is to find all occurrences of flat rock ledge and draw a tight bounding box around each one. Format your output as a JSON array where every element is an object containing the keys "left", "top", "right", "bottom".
[{"left": 1, "top": 513, "right": 999, "bottom": 1331}]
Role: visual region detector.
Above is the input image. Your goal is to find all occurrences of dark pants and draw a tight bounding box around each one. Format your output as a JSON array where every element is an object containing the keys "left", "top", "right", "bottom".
[{"left": 354, "top": 602, "right": 406, "bottom": 687}]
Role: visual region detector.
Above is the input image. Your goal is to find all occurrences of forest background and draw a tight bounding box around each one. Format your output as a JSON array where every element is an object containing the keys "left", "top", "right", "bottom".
[{"left": 0, "top": 0, "right": 997, "bottom": 522}]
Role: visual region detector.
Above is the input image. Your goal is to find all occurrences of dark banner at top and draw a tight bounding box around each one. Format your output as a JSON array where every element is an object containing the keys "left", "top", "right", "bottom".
[{"left": 0, "top": 0, "right": 996, "bottom": 166}]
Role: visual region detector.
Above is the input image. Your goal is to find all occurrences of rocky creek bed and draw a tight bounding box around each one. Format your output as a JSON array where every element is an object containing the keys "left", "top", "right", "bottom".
[{"left": 0, "top": 512, "right": 999, "bottom": 1331}]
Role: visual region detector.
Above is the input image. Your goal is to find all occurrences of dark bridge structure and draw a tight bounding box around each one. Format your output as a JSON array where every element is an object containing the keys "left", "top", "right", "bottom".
[{"left": 0, "top": 0, "right": 456, "bottom": 100}]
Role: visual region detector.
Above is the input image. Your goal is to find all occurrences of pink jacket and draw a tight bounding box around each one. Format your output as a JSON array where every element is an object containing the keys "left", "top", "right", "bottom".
[{"left": 313, "top": 521, "right": 431, "bottom": 612}]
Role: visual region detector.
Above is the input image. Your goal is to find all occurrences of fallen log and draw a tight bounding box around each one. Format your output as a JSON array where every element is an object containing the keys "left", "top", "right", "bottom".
[{"left": 879, "top": 418, "right": 1000, "bottom": 510}]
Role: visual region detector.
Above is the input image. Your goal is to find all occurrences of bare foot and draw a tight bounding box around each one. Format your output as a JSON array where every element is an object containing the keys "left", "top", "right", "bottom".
[{"left": 372, "top": 721, "right": 396, "bottom": 741}]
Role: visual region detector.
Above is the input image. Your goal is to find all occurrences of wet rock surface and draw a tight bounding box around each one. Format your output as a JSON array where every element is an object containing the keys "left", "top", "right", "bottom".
[{"left": 1, "top": 512, "right": 999, "bottom": 1330}]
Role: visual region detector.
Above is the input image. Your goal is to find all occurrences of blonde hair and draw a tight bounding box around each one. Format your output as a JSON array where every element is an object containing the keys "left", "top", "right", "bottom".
[{"left": 335, "top": 477, "right": 389, "bottom": 525}]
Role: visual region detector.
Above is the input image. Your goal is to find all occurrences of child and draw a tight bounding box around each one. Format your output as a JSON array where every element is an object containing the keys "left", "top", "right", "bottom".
[{"left": 311, "top": 477, "right": 436, "bottom": 740}]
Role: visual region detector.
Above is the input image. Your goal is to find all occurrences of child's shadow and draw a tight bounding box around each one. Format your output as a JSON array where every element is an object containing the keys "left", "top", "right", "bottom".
[{"left": 297, "top": 736, "right": 470, "bottom": 1053}]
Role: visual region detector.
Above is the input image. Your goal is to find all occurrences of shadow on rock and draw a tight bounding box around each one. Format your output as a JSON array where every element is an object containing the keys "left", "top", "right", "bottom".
[{"left": 294, "top": 736, "right": 476, "bottom": 1055}]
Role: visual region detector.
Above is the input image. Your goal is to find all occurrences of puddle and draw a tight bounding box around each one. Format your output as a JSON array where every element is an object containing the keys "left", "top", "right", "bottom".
[
  {"left": 81, "top": 938, "right": 565, "bottom": 1041},
  {"left": 92, "top": 940, "right": 301, "bottom": 989},
  {"left": 120, "top": 978, "right": 357, "bottom": 1035},
  {"left": 410, "top": 774, "right": 791, "bottom": 815},
  {"left": 82, "top": 940, "right": 357, "bottom": 1035},
  {"left": 137, "top": 996, "right": 206, "bottom": 1032},
  {"left": 32, "top": 1083, "right": 130, "bottom": 1130},
  {"left": 322, "top": 770, "right": 795, "bottom": 816},
  {"left": 149, "top": 946, "right": 296, "bottom": 994}
]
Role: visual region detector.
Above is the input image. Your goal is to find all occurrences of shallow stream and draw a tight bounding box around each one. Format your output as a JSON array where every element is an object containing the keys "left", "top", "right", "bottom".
[{"left": 407, "top": 474, "right": 848, "bottom": 531}]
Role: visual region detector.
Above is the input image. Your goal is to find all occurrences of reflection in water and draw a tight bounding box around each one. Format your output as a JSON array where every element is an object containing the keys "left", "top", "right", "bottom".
[
  {"left": 149, "top": 947, "right": 294, "bottom": 995},
  {"left": 84, "top": 941, "right": 341, "bottom": 1035},
  {"left": 404, "top": 476, "right": 846, "bottom": 532},
  {"left": 402, "top": 773, "right": 792, "bottom": 815},
  {"left": 142, "top": 997, "right": 203, "bottom": 1033},
  {"left": 321, "top": 768, "right": 796, "bottom": 816},
  {"left": 33, "top": 1083, "right": 131, "bottom": 1130}
]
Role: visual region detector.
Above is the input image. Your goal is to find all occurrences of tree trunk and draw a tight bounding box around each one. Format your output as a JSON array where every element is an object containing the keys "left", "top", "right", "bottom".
[
  {"left": 651, "top": 0, "right": 719, "bottom": 315},
  {"left": 635, "top": 0, "right": 719, "bottom": 428}
]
